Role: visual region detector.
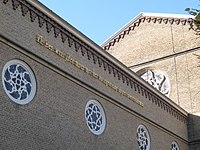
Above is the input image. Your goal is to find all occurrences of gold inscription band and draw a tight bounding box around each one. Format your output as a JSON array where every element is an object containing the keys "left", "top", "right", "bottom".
[{"left": 36, "top": 34, "right": 144, "bottom": 107}]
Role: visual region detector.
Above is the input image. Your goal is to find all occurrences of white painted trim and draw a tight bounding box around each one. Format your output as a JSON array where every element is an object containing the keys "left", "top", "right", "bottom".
[
  {"left": 85, "top": 100, "right": 106, "bottom": 135},
  {"left": 2, "top": 60, "right": 36, "bottom": 105},
  {"left": 171, "top": 141, "right": 180, "bottom": 150},
  {"left": 137, "top": 124, "right": 151, "bottom": 150},
  {"left": 142, "top": 12, "right": 194, "bottom": 19}
]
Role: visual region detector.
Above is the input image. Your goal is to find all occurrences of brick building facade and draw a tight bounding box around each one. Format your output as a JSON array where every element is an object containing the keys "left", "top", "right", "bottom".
[
  {"left": 103, "top": 12, "right": 200, "bottom": 149},
  {"left": 0, "top": 0, "right": 198, "bottom": 149}
]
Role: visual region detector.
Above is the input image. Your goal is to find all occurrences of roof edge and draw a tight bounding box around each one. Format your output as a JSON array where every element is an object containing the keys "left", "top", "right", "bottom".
[
  {"left": 142, "top": 12, "right": 194, "bottom": 19},
  {"left": 101, "top": 12, "right": 194, "bottom": 49},
  {"left": 101, "top": 12, "right": 143, "bottom": 46}
]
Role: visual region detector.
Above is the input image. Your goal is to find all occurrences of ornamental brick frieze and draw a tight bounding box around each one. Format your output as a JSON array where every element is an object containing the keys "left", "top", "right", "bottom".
[
  {"left": 3, "top": 0, "right": 187, "bottom": 123},
  {"left": 54, "top": 26, "right": 61, "bottom": 38},
  {"left": 38, "top": 16, "right": 45, "bottom": 28},
  {"left": 11, "top": 0, "right": 20, "bottom": 10},
  {"left": 3, "top": 0, "right": 9, "bottom": 4},
  {"left": 21, "top": 3, "right": 29, "bottom": 16},
  {"left": 103, "top": 17, "right": 194, "bottom": 50},
  {"left": 30, "top": 9, "right": 37, "bottom": 22},
  {"left": 46, "top": 21, "right": 53, "bottom": 33}
]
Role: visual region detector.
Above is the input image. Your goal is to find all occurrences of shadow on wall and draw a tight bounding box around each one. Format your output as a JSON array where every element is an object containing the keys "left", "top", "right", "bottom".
[{"left": 188, "top": 114, "right": 200, "bottom": 149}]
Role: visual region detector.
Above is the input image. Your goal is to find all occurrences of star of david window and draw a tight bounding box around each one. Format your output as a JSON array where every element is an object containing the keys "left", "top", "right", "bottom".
[
  {"left": 140, "top": 69, "right": 170, "bottom": 97},
  {"left": 171, "top": 141, "right": 179, "bottom": 150},
  {"left": 2, "top": 60, "right": 36, "bottom": 105},
  {"left": 85, "top": 100, "right": 106, "bottom": 135},
  {"left": 136, "top": 124, "right": 151, "bottom": 150}
]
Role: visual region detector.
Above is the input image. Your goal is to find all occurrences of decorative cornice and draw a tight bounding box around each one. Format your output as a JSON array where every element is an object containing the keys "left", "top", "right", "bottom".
[
  {"left": 102, "top": 15, "right": 194, "bottom": 50},
  {"left": 3, "top": 0, "right": 187, "bottom": 123}
]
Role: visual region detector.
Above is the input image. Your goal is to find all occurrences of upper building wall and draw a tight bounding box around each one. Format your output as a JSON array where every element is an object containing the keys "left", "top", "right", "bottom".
[
  {"left": 103, "top": 13, "right": 200, "bottom": 67},
  {"left": 0, "top": 2, "right": 189, "bottom": 149},
  {"left": 102, "top": 13, "right": 200, "bottom": 148},
  {"left": 103, "top": 13, "right": 200, "bottom": 110}
]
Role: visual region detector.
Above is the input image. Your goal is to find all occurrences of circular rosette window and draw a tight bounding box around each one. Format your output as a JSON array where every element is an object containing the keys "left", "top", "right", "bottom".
[
  {"left": 2, "top": 60, "right": 36, "bottom": 105},
  {"left": 85, "top": 100, "right": 106, "bottom": 135},
  {"left": 136, "top": 124, "right": 151, "bottom": 150},
  {"left": 171, "top": 141, "right": 179, "bottom": 150},
  {"left": 139, "top": 69, "right": 170, "bottom": 97}
]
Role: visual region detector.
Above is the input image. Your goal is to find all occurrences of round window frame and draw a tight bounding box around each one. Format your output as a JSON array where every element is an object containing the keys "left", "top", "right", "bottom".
[
  {"left": 138, "top": 68, "right": 171, "bottom": 97},
  {"left": 171, "top": 141, "right": 180, "bottom": 150},
  {"left": 2, "top": 60, "right": 36, "bottom": 105},
  {"left": 136, "top": 124, "right": 151, "bottom": 150},
  {"left": 85, "top": 99, "right": 106, "bottom": 135}
]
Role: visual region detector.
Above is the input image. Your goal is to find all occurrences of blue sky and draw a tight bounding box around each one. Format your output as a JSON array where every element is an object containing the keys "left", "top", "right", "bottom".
[{"left": 38, "top": 0, "right": 199, "bottom": 45}]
